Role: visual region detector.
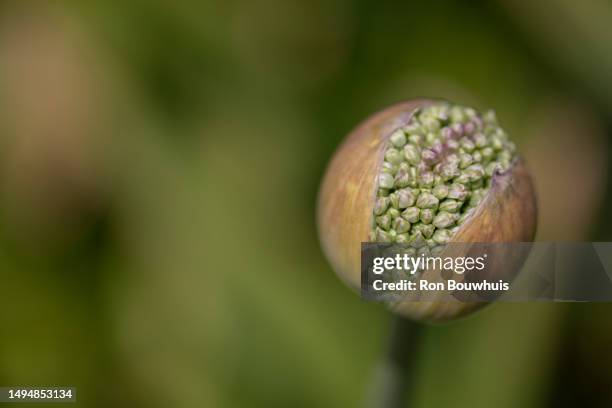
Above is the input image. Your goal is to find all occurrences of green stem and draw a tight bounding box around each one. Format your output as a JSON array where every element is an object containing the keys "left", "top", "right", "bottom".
[{"left": 366, "top": 315, "right": 422, "bottom": 408}]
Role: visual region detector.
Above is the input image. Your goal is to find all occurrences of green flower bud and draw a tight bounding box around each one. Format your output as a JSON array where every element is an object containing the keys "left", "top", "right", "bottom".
[
  {"left": 419, "top": 208, "right": 434, "bottom": 224},
  {"left": 465, "top": 164, "right": 485, "bottom": 182},
  {"left": 491, "top": 134, "right": 504, "bottom": 150},
  {"left": 387, "top": 208, "right": 400, "bottom": 219},
  {"left": 397, "top": 188, "right": 416, "bottom": 208},
  {"left": 393, "top": 168, "right": 411, "bottom": 188},
  {"left": 432, "top": 104, "right": 450, "bottom": 121},
  {"left": 498, "top": 150, "right": 512, "bottom": 163},
  {"left": 460, "top": 138, "right": 475, "bottom": 152},
  {"left": 375, "top": 227, "right": 393, "bottom": 242},
  {"left": 439, "top": 199, "right": 462, "bottom": 213},
  {"left": 380, "top": 161, "right": 397, "bottom": 174},
  {"left": 418, "top": 171, "right": 435, "bottom": 188},
  {"left": 454, "top": 172, "right": 471, "bottom": 184},
  {"left": 433, "top": 211, "right": 456, "bottom": 229},
  {"left": 425, "top": 132, "right": 438, "bottom": 145},
  {"left": 421, "top": 149, "right": 437, "bottom": 163},
  {"left": 419, "top": 224, "right": 435, "bottom": 239},
  {"left": 403, "top": 145, "right": 421, "bottom": 165},
  {"left": 395, "top": 233, "right": 410, "bottom": 243},
  {"left": 473, "top": 133, "right": 487, "bottom": 148},
  {"left": 401, "top": 207, "right": 420, "bottom": 223},
  {"left": 440, "top": 161, "right": 460, "bottom": 181},
  {"left": 389, "top": 129, "right": 407, "bottom": 147},
  {"left": 407, "top": 133, "right": 423, "bottom": 146},
  {"left": 481, "top": 147, "right": 494, "bottom": 161},
  {"left": 432, "top": 184, "right": 449, "bottom": 199},
  {"left": 446, "top": 153, "right": 459, "bottom": 165},
  {"left": 446, "top": 139, "right": 459, "bottom": 150},
  {"left": 385, "top": 148, "right": 404, "bottom": 165},
  {"left": 408, "top": 167, "right": 418, "bottom": 187},
  {"left": 376, "top": 214, "right": 391, "bottom": 230},
  {"left": 447, "top": 183, "right": 468, "bottom": 201},
  {"left": 389, "top": 192, "right": 399, "bottom": 209},
  {"left": 422, "top": 117, "right": 440, "bottom": 132},
  {"left": 459, "top": 153, "right": 473, "bottom": 169},
  {"left": 416, "top": 192, "right": 439, "bottom": 209},
  {"left": 374, "top": 196, "right": 390, "bottom": 215},
  {"left": 403, "top": 123, "right": 424, "bottom": 136},
  {"left": 409, "top": 230, "right": 426, "bottom": 248},
  {"left": 432, "top": 228, "right": 452, "bottom": 244},
  {"left": 378, "top": 172, "right": 394, "bottom": 189},
  {"left": 393, "top": 217, "right": 411, "bottom": 234}
]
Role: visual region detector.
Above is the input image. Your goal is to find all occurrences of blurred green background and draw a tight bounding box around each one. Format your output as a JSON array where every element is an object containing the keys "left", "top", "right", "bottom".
[{"left": 1, "top": 1, "right": 612, "bottom": 407}]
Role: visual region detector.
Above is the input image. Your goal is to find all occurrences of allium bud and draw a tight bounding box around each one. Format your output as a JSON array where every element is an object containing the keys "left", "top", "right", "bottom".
[
  {"left": 392, "top": 217, "right": 411, "bottom": 234},
  {"left": 318, "top": 100, "right": 537, "bottom": 322},
  {"left": 432, "top": 184, "right": 449, "bottom": 200},
  {"left": 401, "top": 207, "right": 420, "bottom": 223},
  {"left": 389, "top": 129, "right": 407, "bottom": 147},
  {"left": 373, "top": 196, "right": 390, "bottom": 215},
  {"left": 416, "top": 192, "right": 439, "bottom": 209},
  {"left": 396, "top": 188, "right": 416, "bottom": 208},
  {"left": 439, "top": 199, "right": 462, "bottom": 213},
  {"left": 419, "top": 208, "right": 434, "bottom": 225}
]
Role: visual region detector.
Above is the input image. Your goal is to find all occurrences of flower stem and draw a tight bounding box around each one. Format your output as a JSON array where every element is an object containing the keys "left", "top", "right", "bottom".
[{"left": 366, "top": 315, "right": 422, "bottom": 408}]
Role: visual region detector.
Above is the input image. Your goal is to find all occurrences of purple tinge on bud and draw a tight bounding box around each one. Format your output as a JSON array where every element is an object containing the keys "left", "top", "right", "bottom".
[
  {"left": 421, "top": 148, "right": 437, "bottom": 164},
  {"left": 416, "top": 192, "right": 439, "bottom": 209},
  {"left": 432, "top": 143, "right": 444, "bottom": 155},
  {"left": 463, "top": 121, "right": 476, "bottom": 135},
  {"left": 397, "top": 188, "right": 416, "bottom": 208},
  {"left": 441, "top": 126, "right": 455, "bottom": 140},
  {"left": 447, "top": 183, "right": 468, "bottom": 201},
  {"left": 440, "top": 161, "right": 460, "bottom": 181},
  {"left": 451, "top": 123, "right": 464, "bottom": 137},
  {"left": 394, "top": 168, "right": 411, "bottom": 188},
  {"left": 446, "top": 139, "right": 459, "bottom": 150},
  {"left": 418, "top": 171, "right": 435, "bottom": 188}
]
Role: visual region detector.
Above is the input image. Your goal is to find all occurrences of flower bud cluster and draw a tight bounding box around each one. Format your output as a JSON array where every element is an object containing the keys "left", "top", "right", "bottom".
[{"left": 371, "top": 102, "right": 516, "bottom": 245}]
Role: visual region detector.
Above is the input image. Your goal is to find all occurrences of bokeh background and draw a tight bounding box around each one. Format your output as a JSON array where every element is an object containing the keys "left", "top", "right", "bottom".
[{"left": 1, "top": 1, "right": 612, "bottom": 407}]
